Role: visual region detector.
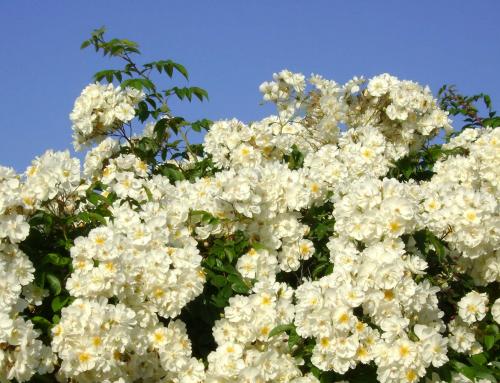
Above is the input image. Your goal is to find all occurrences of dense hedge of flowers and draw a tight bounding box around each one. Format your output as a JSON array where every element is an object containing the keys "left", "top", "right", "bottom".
[{"left": 0, "top": 30, "right": 498, "bottom": 382}]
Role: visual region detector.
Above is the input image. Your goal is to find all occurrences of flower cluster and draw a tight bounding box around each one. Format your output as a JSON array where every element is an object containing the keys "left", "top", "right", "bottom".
[
  {"left": 420, "top": 127, "right": 500, "bottom": 287},
  {"left": 66, "top": 199, "right": 206, "bottom": 319},
  {"left": 205, "top": 281, "right": 313, "bottom": 382},
  {"left": 52, "top": 298, "right": 205, "bottom": 382},
  {"left": 22, "top": 150, "right": 82, "bottom": 210},
  {"left": 0, "top": 167, "right": 55, "bottom": 382},
  {"left": 70, "top": 83, "right": 144, "bottom": 150},
  {"left": 2, "top": 70, "right": 499, "bottom": 383}
]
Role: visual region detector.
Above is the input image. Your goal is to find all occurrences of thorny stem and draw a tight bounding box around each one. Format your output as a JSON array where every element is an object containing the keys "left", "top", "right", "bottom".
[
  {"left": 119, "top": 125, "right": 134, "bottom": 148},
  {"left": 180, "top": 129, "right": 199, "bottom": 163}
]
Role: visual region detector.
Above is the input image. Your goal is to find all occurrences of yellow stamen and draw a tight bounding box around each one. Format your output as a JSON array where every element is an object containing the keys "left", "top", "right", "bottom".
[
  {"left": 92, "top": 337, "right": 102, "bottom": 347},
  {"left": 384, "top": 290, "right": 394, "bottom": 301},
  {"left": 79, "top": 352, "right": 90, "bottom": 363}
]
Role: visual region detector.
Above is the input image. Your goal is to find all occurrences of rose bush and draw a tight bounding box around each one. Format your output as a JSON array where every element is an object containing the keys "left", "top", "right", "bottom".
[{"left": 0, "top": 29, "right": 498, "bottom": 382}]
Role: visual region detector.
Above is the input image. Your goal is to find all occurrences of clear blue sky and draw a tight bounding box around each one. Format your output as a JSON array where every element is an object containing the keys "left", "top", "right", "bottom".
[{"left": 1, "top": 1, "right": 499, "bottom": 171}]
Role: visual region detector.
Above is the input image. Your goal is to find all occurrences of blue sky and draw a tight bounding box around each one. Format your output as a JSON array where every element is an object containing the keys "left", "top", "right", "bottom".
[{"left": 1, "top": 1, "right": 499, "bottom": 171}]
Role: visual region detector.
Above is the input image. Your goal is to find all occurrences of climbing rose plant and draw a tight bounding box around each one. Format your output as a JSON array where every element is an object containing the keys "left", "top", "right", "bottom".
[{"left": 0, "top": 28, "right": 499, "bottom": 383}]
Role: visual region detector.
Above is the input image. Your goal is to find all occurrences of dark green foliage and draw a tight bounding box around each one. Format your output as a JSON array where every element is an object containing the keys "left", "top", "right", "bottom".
[
  {"left": 181, "top": 228, "right": 253, "bottom": 359},
  {"left": 284, "top": 144, "right": 305, "bottom": 170}
]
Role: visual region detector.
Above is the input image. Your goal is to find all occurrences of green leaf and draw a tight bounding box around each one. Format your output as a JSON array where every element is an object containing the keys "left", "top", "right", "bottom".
[
  {"left": 230, "top": 278, "right": 250, "bottom": 294},
  {"left": 190, "top": 210, "right": 220, "bottom": 225},
  {"left": 452, "top": 360, "right": 476, "bottom": 380},
  {"left": 154, "top": 118, "right": 168, "bottom": 139},
  {"left": 484, "top": 94, "right": 492, "bottom": 109},
  {"left": 287, "top": 145, "right": 304, "bottom": 170},
  {"left": 268, "top": 324, "right": 295, "bottom": 338},
  {"left": 51, "top": 295, "right": 70, "bottom": 312},
  {"left": 93, "top": 69, "right": 119, "bottom": 83},
  {"left": 484, "top": 335, "right": 495, "bottom": 350},
  {"left": 160, "top": 165, "right": 185, "bottom": 183},
  {"left": 29, "top": 210, "right": 53, "bottom": 227},
  {"left": 173, "top": 62, "right": 189, "bottom": 80},
  {"left": 80, "top": 40, "right": 91, "bottom": 49},
  {"left": 152, "top": 62, "right": 162, "bottom": 73},
  {"left": 226, "top": 274, "right": 242, "bottom": 284},
  {"left": 31, "top": 316, "right": 52, "bottom": 331},
  {"left": 190, "top": 86, "right": 208, "bottom": 101},
  {"left": 121, "top": 78, "right": 155, "bottom": 91},
  {"left": 165, "top": 62, "right": 174, "bottom": 77},
  {"left": 143, "top": 185, "right": 153, "bottom": 201},
  {"left": 137, "top": 100, "right": 149, "bottom": 121},
  {"left": 211, "top": 294, "right": 228, "bottom": 308},
  {"left": 34, "top": 271, "right": 46, "bottom": 288},
  {"left": 210, "top": 275, "right": 227, "bottom": 288},
  {"left": 173, "top": 87, "right": 186, "bottom": 100},
  {"left": 43, "top": 253, "right": 71, "bottom": 267},
  {"left": 312, "top": 262, "right": 331, "bottom": 279},
  {"left": 224, "top": 247, "right": 236, "bottom": 262},
  {"left": 45, "top": 273, "right": 62, "bottom": 295},
  {"left": 91, "top": 26, "right": 106, "bottom": 39},
  {"left": 220, "top": 263, "right": 239, "bottom": 275},
  {"left": 470, "top": 353, "right": 487, "bottom": 366},
  {"left": 222, "top": 284, "right": 234, "bottom": 298},
  {"left": 87, "top": 212, "right": 107, "bottom": 225},
  {"left": 288, "top": 330, "right": 301, "bottom": 349},
  {"left": 485, "top": 324, "right": 499, "bottom": 336},
  {"left": 426, "top": 231, "right": 446, "bottom": 261},
  {"left": 87, "top": 191, "right": 109, "bottom": 206},
  {"left": 482, "top": 117, "right": 500, "bottom": 127},
  {"left": 191, "top": 119, "right": 212, "bottom": 132}
]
